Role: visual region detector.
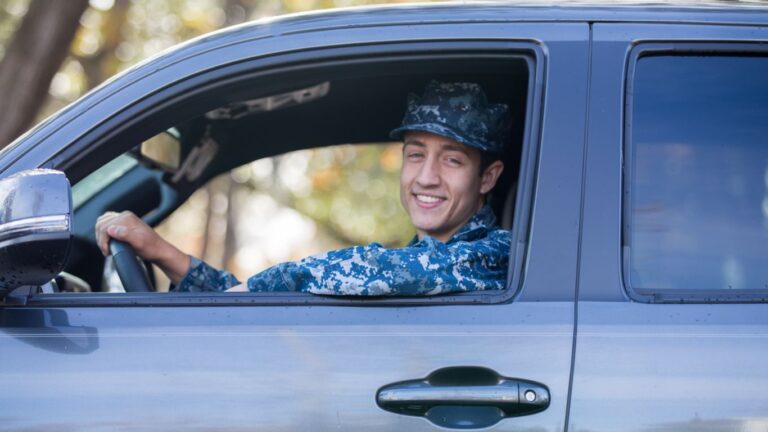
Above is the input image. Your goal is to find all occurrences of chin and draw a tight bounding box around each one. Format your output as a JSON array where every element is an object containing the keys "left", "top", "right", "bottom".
[
  {"left": 410, "top": 212, "right": 444, "bottom": 230},
  {"left": 413, "top": 220, "right": 448, "bottom": 237}
]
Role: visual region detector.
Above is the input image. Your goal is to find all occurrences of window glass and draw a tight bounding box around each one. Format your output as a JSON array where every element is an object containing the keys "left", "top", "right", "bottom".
[
  {"left": 628, "top": 55, "right": 768, "bottom": 291},
  {"left": 72, "top": 154, "right": 138, "bottom": 209}
]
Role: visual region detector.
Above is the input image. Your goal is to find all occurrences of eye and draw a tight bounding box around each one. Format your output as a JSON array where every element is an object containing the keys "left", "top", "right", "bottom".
[
  {"left": 406, "top": 152, "right": 424, "bottom": 161},
  {"left": 444, "top": 155, "right": 464, "bottom": 167}
]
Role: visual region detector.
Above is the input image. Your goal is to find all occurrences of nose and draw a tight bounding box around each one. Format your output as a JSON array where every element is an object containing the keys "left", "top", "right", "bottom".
[{"left": 415, "top": 157, "right": 441, "bottom": 187}]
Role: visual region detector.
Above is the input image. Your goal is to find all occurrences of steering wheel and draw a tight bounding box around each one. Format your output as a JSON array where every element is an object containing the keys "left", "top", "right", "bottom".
[{"left": 109, "top": 239, "right": 153, "bottom": 292}]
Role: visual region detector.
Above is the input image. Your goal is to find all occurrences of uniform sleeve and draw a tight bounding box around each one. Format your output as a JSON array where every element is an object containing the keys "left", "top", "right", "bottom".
[
  {"left": 246, "top": 230, "right": 512, "bottom": 295},
  {"left": 174, "top": 256, "right": 241, "bottom": 292}
]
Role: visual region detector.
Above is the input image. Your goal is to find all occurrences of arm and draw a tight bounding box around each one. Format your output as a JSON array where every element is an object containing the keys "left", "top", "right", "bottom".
[
  {"left": 96, "top": 212, "right": 245, "bottom": 292},
  {"left": 246, "top": 230, "right": 512, "bottom": 295},
  {"left": 174, "top": 257, "right": 241, "bottom": 292}
]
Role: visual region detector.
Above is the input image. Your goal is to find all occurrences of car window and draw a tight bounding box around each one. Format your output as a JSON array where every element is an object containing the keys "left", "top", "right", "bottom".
[
  {"left": 52, "top": 51, "right": 536, "bottom": 301},
  {"left": 626, "top": 54, "right": 768, "bottom": 295},
  {"left": 72, "top": 154, "right": 138, "bottom": 209}
]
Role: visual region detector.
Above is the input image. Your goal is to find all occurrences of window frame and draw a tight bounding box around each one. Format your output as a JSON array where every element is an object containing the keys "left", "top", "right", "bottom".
[
  {"left": 15, "top": 40, "right": 545, "bottom": 308},
  {"left": 622, "top": 42, "right": 768, "bottom": 304}
]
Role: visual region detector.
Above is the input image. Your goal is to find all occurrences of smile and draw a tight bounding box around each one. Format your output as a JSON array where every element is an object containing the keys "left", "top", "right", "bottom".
[{"left": 414, "top": 194, "right": 446, "bottom": 204}]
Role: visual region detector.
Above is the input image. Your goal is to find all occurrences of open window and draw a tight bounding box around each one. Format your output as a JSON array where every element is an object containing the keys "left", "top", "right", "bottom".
[{"left": 45, "top": 44, "right": 540, "bottom": 305}]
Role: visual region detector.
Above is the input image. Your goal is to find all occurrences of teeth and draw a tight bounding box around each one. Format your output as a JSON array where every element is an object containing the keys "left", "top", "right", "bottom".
[{"left": 416, "top": 194, "right": 442, "bottom": 204}]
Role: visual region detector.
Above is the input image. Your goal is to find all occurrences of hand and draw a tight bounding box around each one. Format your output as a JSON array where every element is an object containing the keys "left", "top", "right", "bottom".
[
  {"left": 95, "top": 211, "right": 154, "bottom": 259},
  {"left": 95, "top": 211, "right": 190, "bottom": 284}
]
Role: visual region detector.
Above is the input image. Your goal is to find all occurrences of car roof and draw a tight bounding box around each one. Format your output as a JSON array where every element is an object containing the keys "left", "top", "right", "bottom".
[
  {"left": 121, "top": 1, "right": 768, "bottom": 75},
  {"left": 91, "top": 1, "right": 768, "bottom": 97},
  {"left": 230, "top": 1, "right": 768, "bottom": 35}
]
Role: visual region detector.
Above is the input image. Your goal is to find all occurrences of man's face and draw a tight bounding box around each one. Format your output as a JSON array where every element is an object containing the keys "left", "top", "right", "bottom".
[{"left": 400, "top": 131, "right": 502, "bottom": 242}]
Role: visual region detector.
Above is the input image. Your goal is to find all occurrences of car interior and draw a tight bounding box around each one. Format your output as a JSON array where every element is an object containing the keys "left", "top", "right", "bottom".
[{"left": 57, "top": 55, "right": 532, "bottom": 293}]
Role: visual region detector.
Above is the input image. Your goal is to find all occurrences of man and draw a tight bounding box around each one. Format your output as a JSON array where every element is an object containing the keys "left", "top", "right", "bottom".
[{"left": 96, "top": 80, "right": 512, "bottom": 295}]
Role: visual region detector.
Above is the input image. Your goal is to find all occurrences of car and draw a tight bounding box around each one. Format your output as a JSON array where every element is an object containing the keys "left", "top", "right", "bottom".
[{"left": 1, "top": 2, "right": 767, "bottom": 430}]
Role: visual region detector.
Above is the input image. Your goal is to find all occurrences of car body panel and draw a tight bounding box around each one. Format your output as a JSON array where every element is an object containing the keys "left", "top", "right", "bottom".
[
  {"left": 569, "top": 21, "right": 768, "bottom": 432},
  {"left": 1, "top": 303, "right": 573, "bottom": 430},
  {"left": 570, "top": 302, "right": 768, "bottom": 432}
]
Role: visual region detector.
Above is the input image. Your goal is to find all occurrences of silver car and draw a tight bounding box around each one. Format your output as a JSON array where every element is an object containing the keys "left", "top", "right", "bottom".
[{"left": 1, "top": 3, "right": 767, "bottom": 431}]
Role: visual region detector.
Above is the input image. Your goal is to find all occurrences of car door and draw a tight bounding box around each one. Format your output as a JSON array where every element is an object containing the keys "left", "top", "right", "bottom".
[
  {"left": 0, "top": 12, "right": 588, "bottom": 431},
  {"left": 570, "top": 18, "right": 768, "bottom": 432}
]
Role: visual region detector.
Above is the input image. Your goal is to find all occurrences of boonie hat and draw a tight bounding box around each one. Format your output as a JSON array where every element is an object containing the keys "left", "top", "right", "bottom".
[{"left": 390, "top": 80, "right": 510, "bottom": 154}]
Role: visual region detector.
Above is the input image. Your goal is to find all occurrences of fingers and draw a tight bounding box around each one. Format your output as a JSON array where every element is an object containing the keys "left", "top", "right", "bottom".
[
  {"left": 95, "top": 211, "right": 117, "bottom": 256},
  {"left": 94, "top": 211, "right": 139, "bottom": 256}
]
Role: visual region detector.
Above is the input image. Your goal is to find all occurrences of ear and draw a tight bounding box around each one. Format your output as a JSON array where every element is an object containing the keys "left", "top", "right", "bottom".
[{"left": 479, "top": 160, "right": 504, "bottom": 195}]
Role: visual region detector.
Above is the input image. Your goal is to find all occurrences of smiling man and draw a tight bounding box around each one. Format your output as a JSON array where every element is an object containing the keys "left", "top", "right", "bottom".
[{"left": 96, "top": 80, "right": 512, "bottom": 295}]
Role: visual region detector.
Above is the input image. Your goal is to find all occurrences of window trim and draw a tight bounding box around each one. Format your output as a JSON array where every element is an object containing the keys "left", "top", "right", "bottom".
[
  {"left": 15, "top": 40, "right": 545, "bottom": 308},
  {"left": 622, "top": 42, "right": 768, "bottom": 304}
]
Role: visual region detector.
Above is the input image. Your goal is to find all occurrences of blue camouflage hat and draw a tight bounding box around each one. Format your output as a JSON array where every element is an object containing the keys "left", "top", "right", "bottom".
[{"left": 390, "top": 80, "right": 510, "bottom": 154}]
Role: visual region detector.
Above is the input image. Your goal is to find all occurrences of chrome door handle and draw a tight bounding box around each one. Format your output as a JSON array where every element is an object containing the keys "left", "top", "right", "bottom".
[{"left": 376, "top": 366, "right": 549, "bottom": 429}]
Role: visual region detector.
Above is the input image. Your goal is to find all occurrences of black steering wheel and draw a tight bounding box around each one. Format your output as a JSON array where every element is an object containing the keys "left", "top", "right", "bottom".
[{"left": 109, "top": 239, "right": 153, "bottom": 292}]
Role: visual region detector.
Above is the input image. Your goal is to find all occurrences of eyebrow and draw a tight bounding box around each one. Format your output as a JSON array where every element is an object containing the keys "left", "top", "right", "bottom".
[
  {"left": 403, "top": 140, "right": 470, "bottom": 156},
  {"left": 441, "top": 143, "right": 470, "bottom": 156},
  {"left": 403, "top": 140, "right": 426, "bottom": 149}
]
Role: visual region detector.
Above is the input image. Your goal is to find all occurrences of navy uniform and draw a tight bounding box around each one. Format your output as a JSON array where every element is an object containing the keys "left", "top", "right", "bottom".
[{"left": 176, "top": 80, "right": 512, "bottom": 295}]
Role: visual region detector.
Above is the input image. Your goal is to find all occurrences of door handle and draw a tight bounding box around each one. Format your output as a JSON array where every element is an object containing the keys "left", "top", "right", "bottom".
[{"left": 376, "top": 366, "right": 549, "bottom": 429}]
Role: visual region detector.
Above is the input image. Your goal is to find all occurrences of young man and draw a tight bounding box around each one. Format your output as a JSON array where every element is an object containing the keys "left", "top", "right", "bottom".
[{"left": 95, "top": 81, "right": 512, "bottom": 295}]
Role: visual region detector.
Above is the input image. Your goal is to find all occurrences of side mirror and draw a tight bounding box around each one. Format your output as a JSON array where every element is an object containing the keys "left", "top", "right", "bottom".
[{"left": 0, "top": 169, "right": 72, "bottom": 295}]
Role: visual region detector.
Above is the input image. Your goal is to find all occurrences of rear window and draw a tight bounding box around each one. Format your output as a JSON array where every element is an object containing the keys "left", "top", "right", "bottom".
[{"left": 625, "top": 53, "right": 768, "bottom": 299}]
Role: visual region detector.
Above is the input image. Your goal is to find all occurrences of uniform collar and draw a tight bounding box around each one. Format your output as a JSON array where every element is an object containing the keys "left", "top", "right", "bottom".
[{"left": 408, "top": 204, "right": 498, "bottom": 246}]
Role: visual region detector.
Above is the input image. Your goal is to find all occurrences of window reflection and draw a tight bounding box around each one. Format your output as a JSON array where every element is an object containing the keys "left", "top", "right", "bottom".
[{"left": 629, "top": 55, "right": 768, "bottom": 291}]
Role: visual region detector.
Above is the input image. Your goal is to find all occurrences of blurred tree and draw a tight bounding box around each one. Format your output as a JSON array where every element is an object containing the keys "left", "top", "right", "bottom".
[
  {"left": 200, "top": 0, "right": 256, "bottom": 268},
  {"left": 0, "top": 1, "right": 29, "bottom": 47},
  {"left": 72, "top": 0, "right": 130, "bottom": 90},
  {"left": 0, "top": 0, "right": 89, "bottom": 147},
  {"left": 292, "top": 144, "right": 413, "bottom": 247}
]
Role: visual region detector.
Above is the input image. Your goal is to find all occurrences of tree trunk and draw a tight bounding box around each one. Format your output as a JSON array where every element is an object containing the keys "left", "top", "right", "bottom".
[
  {"left": 200, "top": 184, "right": 216, "bottom": 263},
  {"left": 0, "top": 0, "right": 89, "bottom": 148},
  {"left": 218, "top": 0, "right": 253, "bottom": 272},
  {"left": 221, "top": 175, "right": 238, "bottom": 270}
]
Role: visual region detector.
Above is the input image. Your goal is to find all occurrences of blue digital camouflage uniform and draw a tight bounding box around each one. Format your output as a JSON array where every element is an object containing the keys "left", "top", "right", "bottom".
[
  {"left": 174, "top": 80, "right": 512, "bottom": 295},
  {"left": 175, "top": 204, "right": 511, "bottom": 295}
]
